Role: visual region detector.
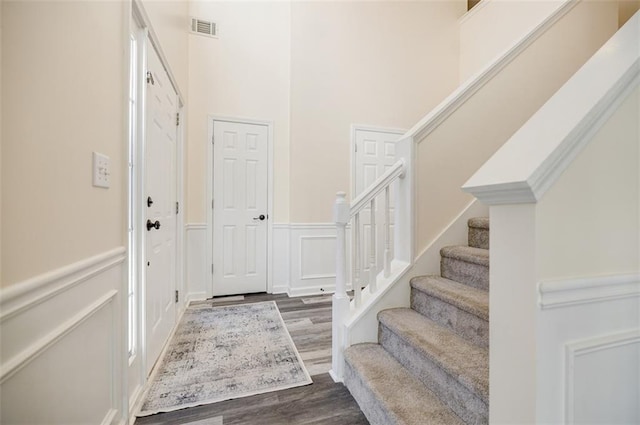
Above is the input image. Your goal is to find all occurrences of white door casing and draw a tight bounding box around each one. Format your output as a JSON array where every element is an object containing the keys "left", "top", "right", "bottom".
[
  {"left": 213, "top": 120, "right": 269, "bottom": 296},
  {"left": 144, "top": 39, "right": 178, "bottom": 375},
  {"left": 353, "top": 126, "right": 404, "bottom": 279}
]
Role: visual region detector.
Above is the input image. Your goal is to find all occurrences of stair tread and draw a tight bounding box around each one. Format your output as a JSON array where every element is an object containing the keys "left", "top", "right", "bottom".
[
  {"left": 468, "top": 217, "right": 489, "bottom": 229},
  {"left": 378, "top": 308, "right": 489, "bottom": 403},
  {"left": 441, "top": 245, "right": 489, "bottom": 266},
  {"left": 345, "top": 343, "right": 464, "bottom": 425},
  {"left": 411, "top": 275, "right": 489, "bottom": 321}
]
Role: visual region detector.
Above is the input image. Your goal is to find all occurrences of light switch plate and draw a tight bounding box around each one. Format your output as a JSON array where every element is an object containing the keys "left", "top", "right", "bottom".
[{"left": 92, "top": 152, "right": 110, "bottom": 188}]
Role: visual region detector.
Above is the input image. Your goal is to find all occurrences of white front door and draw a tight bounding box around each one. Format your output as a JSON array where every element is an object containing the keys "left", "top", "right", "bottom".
[
  {"left": 213, "top": 120, "right": 268, "bottom": 296},
  {"left": 144, "top": 40, "right": 178, "bottom": 374},
  {"left": 354, "top": 127, "right": 403, "bottom": 279}
]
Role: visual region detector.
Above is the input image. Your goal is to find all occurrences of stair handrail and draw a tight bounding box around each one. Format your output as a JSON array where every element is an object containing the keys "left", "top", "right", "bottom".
[
  {"left": 349, "top": 159, "right": 406, "bottom": 217},
  {"left": 331, "top": 137, "right": 414, "bottom": 383}
]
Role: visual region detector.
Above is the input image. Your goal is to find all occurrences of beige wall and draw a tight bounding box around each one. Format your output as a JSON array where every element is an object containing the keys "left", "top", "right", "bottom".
[
  {"left": 619, "top": 0, "right": 640, "bottom": 26},
  {"left": 1, "top": 0, "right": 189, "bottom": 287},
  {"left": 289, "top": 1, "right": 464, "bottom": 223},
  {"left": 186, "top": 1, "right": 465, "bottom": 224},
  {"left": 187, "top": 1, "right": 291, "bottom": 223},
  {"left": 2, "top": 1, "right": 126, "bottom": 286},
  {"left": 416, "top": 0, "right": 618, "bottom": 253},
  {"left": 536, "top": 86, "right": 639, "bottom": 280},
  {"left": 459, "top": 0, "right": 565, "bottom": 82}
]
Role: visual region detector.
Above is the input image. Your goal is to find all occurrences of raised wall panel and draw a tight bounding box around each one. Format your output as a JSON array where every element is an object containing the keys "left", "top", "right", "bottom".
[{"left": 0, "top": 249, "right": 125, "bottom": 424}]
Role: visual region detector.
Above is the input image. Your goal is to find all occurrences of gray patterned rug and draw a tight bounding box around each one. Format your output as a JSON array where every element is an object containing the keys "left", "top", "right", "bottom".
[{"left": 138, "top": 301, "right": 312, "bottom": 416}]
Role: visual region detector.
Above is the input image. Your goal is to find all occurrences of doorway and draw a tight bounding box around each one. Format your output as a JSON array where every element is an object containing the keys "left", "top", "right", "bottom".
[
  {"left": 209, "top": 118, "right": 272, "bottom": 296},
  {"left": 351, "top": 125, "right": 405, "bottom": 276}
]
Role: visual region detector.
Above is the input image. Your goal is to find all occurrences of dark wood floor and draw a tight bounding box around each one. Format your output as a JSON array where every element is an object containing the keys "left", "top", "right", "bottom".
[{"left": 134, "top": 293, "right": 369, "bottom": 425}]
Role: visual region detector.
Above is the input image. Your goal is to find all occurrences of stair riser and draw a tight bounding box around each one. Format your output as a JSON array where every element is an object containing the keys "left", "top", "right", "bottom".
[
  {"left": 441, "top": 257, "right": 489, "bottom": 290},
  {"left": 344, "top": 358, "right": 395, "bottom": 425},
  {"left": 411, "top": 290, "right": 489, "bottom": 348},
  {"left": 468, "top": 227, "right": 489, "bottom": 250},
  {"left": 379, "top": 324, "right": 488, "bottom": 424}
]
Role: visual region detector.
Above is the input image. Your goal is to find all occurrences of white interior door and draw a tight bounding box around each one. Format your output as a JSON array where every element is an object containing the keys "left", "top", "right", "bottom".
[
  {"left": 354, "top": 127, "right": 403, "bottom": 279},
  {"left": 213, "top": 120, "right": 268, "bottom": 296},
  {"left": 144, "top": 40, "right": 178, "bottom": 374}
]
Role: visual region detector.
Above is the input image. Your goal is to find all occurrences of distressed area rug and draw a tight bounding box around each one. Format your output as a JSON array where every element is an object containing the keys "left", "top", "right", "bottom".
[{"left": 138, "top": 301, "right": 312, "bottom": 416}]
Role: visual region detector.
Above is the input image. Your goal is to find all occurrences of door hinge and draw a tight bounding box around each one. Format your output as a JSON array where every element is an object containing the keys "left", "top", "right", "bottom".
[
  {"left": 176, "top": 113, "right": 180, "bottom": 127},
  {"left": 211, "top": 135, "right": 215, "bottom": 145},
  {"left": 176, "top": 201, "right": 179, "bottom": 214},
  {"left": 175, "top": 290, "right": 179, "bottom": 303},
  {"left": 212, "top": 199, "right": 214, "bottom": 209},
  {"left": 211, "top": 264, "right": 214, "bottom": 274},
  {"left": 146, "top": 71, "right": 154, "bottom": 85},
  {"left": 355, "top": 143, "right": 358, "bottom": 152}
]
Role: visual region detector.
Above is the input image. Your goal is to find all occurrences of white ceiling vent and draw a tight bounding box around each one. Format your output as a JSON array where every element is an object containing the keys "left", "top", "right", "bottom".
[{"left": 191, "top": 17, "right": 217, "bottom": 38}]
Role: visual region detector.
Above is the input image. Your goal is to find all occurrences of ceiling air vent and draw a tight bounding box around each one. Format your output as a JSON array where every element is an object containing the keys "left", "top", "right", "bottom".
[{"left": 191, "top": 17, "right": 217, "bottom": 38}]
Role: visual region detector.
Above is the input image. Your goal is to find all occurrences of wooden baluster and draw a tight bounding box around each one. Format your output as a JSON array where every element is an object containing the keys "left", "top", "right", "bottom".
[
  {"left": 384, "top": 186, "right": 391, "bottom": 278},
  {"left": 331, "top": 192, "right": 350, "bottom": 382},
  {"left": 369, "top": 198, "right": 377, "bottom": 293},
  {"left": 353, "top": 213, "right": 361, "bottom": 307}
]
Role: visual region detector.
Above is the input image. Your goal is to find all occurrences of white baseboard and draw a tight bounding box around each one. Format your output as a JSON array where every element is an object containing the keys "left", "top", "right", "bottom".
[{"left": 0, "top": 249, "right": 127, "bottom": 424}]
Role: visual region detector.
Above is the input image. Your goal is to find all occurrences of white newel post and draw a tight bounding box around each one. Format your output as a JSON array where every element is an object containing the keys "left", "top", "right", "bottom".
[{"left": 331, "top": 192, "right": 351, "bottom": 382}]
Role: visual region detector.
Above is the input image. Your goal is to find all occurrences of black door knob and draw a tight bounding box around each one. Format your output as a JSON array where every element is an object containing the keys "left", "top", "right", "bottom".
[
  {"left": 147, "top": 219, "right": 161, "bottom": 231},
  {"left": 253, "top": 214, "right": 266, "bottom": 221}
]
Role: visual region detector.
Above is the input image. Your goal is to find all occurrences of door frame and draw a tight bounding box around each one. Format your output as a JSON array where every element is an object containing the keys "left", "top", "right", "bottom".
[
  {"left": 207, "top": 115, "right": 274, "bottom": 298},
  {"left": 350, "top": 124, "right": 406, "bottom": 200},
  {"left": 128, "top": 0, "right": 185, "bottom": 416}
]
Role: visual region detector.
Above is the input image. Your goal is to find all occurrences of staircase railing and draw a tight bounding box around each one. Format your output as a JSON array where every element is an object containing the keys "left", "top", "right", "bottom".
[{"left": 331, "top": 136, "right": 414, "bottom": 381}]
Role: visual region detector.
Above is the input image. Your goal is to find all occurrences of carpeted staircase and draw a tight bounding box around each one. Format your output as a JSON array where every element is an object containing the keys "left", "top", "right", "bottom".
[{"left": 344, "top": 217, "right": 490, "bottom": 425}]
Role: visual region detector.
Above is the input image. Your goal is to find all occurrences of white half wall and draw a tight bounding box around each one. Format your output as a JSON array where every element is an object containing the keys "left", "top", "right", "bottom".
[
  {"left": 0, "top": 248, "right": 127, "bottom": 425},
  {"left": 537, "top": 275, "right": 640, "bottom": 424}
]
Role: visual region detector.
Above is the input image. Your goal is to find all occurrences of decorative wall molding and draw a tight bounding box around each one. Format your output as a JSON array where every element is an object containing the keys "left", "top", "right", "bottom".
[
  {"left": 0, "top": 247, "right": 126, "bottom": 322},
  {"left": 185, "top": 223, "right": 207, "bottom": 231},
  {"left": 406, "top": 0, "right": 576, "bottom": 143},
  {"left": 0, "top": 250, "right": 125, "bottom": 424},
  {"left": 564, "top": 329, "right": 640, "bottom": 424},
  {"left": 0, "top": 289, "right": 118, "bottom": 383},
  {"left": 538, "top": 273, "right": 640, "bottom": 310},
  {"left": 185, "top": 224, "right": 208, "bottom": 301}
]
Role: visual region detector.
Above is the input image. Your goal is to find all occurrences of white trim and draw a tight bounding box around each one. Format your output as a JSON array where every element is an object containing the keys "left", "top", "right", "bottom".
[
  {"left": 207, "top": 115, "right": 274, "bottom": 298},
  {"left": 0, "top": 289, "right": 118, "bottom": 384},
  {"left": 404, "top": 0, "right": 576, "bottom": 144},
  {"left": 458, "top": 0, "right": 490, "bottom": 24},
  {"left": 299, "top": 235, "right": 337, "bottom": 281},
  {"left": 539, "top": 274, "right": 640, "bottom": 310},
  {"left": 564, "top": 329, "right": 640, "bottom": 424},
  {"left": 132, "top": 0, "right": 184, "bottom": 107},
  {"left": 101, "top": 409, "right": 119, "bottom": 425},
  {"left": 0, "top": 248, "right": 126, "bottom": 322},
  {"left": 350, "top": 124, "right": 406, "bottom": 202},
  {"left": 463, "top": 13, "right": 640, "bottom": 205},
  {"left": 186, "top": 223, "right": 207, "bottom": 231}
]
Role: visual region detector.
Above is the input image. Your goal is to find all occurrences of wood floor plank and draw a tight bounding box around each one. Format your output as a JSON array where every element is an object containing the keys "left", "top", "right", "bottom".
[{"left": 134, "top": 293, "right": 368, "bottom": 425}]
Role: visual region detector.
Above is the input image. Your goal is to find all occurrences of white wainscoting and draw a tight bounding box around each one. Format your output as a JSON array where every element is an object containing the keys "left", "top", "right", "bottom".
[
  {"left": 189, "top": 222, "right": 348, "bottom": 298},
  {"left": 273, "top": 223, "right": 350, "bottom": 297},
  {"left": 185, "top": 223, "right": 208, "bottom": 302},
  {"left": 536, "top": 273, "right": 640, "bottom": 424},
  {"left": 0, "top": 248, "right": 127, "bottom": 425}
]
